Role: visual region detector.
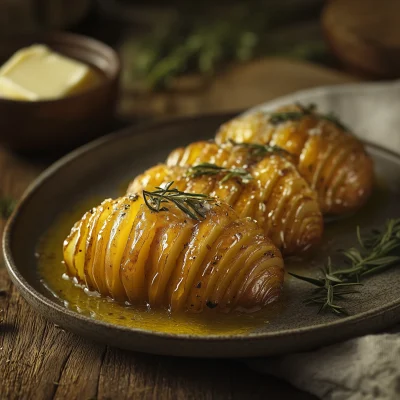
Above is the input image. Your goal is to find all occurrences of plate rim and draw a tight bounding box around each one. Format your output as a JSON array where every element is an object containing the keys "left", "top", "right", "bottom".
[{"left": 3, "top": 114, "right": 400, "bottom": 346}]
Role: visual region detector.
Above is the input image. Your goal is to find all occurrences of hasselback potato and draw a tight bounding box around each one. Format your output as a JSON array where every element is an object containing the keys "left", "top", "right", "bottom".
[
  {"left": 131, "top": 142, "right": 323, "bottom": 254},
  {"left": 215, "top": 104, "right": 374, "bottom": 215},
  {"left": 63, "top": 193, "right": 284, "bottom": 313}
]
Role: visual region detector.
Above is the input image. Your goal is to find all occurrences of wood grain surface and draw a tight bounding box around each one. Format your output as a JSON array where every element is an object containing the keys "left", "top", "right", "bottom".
[
  {"left": 0, "top": 269, "right": 315, "bottom": 400},
  {"left": 0, "top": 58, "right": 356, "bottom": 399}
]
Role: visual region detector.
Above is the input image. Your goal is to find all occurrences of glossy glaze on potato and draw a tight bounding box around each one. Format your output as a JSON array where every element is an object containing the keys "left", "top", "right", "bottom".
[
  {"left": 215, "top": 105, "right": 374, "bottom": 215},
  {"left": 131, "top": 143, "right": 323, "bottom": 254},
  {"left": 63, "top": 196, "right": 284, "bottom": 313}
]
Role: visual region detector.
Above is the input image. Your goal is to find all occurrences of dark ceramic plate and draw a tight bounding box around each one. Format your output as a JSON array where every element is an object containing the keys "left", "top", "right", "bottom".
[{"left": 3, "top": 113, "right": 400, "bottom": 358}]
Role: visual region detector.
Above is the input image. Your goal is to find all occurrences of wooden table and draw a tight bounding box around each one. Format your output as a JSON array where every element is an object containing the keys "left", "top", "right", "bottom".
[{"left": 0, "top": 59, "right": 355, "bottom": 399}]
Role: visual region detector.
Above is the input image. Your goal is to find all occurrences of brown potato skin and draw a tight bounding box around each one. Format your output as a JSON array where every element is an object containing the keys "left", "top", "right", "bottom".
[
  {"left": 63, "top": 196, "right": 284, "bottom": 313},
  {"left": 130, "top": 142, "right": 323, "bottom": 255},
  {"left": 215, "top": 105, "right": 374, "bottom": 215}
]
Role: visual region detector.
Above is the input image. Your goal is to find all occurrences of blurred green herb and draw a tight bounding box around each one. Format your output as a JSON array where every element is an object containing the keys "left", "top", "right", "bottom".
[
  {"left": 290, "top": 219, "right": 400, "bottom": 315},
  {"left": 269, "top": 103, "right": 350, "bottom": 131},
  {"left": 320, "top": 113, "right": 350, "bottom": 131},
  {"left": 129, "top": 2, "right": 328, "bottom": 90},
  {"left": 0, "top": 197, "right": 15, "bottom": 219}
]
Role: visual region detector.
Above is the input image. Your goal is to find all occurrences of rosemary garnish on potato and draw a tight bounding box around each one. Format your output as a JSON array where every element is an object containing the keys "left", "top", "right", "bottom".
[
  {"left": 143, "top": 181, "right": 215, "bottom": 221},
  {"left": 290, "top": 219, "right": 400, "bottom": 315},
  {"left": 269, "top": 103, "right": 315, "bottom": 125},
  {"left": 269, "top": 103, "right": 349, "bottom": 131},
  {"left": 187, "top": 162, "right": 253, "bottom": 183},
  {"left": 229, "top": 140, "right": 291, "bottom": 157}
]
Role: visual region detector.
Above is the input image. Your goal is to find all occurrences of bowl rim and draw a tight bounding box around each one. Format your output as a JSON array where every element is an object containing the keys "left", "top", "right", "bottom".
[{"left": 0, "top": 31, "right": 121, "bottom": 105}]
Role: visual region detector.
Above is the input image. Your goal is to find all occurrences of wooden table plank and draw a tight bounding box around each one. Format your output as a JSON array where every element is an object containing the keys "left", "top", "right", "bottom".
[{"left": 0, "top": 268, "right": 315, "bottom": 399}]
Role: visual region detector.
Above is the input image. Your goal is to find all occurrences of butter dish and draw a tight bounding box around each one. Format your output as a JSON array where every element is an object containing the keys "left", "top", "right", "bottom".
[{"left": 0, "top": 32, "right": 120, "bottom": 153}]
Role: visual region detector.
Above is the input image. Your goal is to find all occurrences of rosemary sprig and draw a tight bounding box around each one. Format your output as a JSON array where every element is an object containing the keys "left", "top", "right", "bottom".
[
  {"left": 321, "top": 113, "right": 349, "bottom": 131},
  {"left": 269, "top": 103, "right": 315, "bottom": 124},
  {"left": 229, "top": 140, "right": 291, "bottom": 158},
  {"left": 0, "top": 197, "right": 16, "bottom": 219},
  {"left": 142, "top": 181, "right": 215, "bottom": 221},
  {"left": 290, "top": 218, "right": 400, "bottom": 315},
  {"left": 187, "top": 162, "right": 253, "bottom": 184},
  {"left": 269, "top": 102, "right": 350, "bottom": 131}
]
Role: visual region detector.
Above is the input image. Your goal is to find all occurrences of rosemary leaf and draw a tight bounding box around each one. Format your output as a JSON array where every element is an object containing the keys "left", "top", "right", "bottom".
[
  {"left": 288, "top": 272, "right": 324, "bottom": 287},
  {"left": 324, "top": 273, "right": 343, "bottom": 283}
]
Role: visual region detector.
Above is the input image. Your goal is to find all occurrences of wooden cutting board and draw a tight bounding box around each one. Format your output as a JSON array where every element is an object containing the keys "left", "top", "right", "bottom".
[{"left": 119, "top": 57, "right": 358, "bottom": 118}]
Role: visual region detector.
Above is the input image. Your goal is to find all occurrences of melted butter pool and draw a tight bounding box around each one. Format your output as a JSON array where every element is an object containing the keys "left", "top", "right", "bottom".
[
  {"left": 37, "top": 198, "right": 287, "bottom": 335},
  {"left": 36, "top": 179, "right": 395, "bottom": 336}
]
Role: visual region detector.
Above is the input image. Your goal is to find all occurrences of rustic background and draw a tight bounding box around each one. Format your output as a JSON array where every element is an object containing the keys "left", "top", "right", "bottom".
[{"left": 2, "top": 0, "right": 398, "bottom": 398}]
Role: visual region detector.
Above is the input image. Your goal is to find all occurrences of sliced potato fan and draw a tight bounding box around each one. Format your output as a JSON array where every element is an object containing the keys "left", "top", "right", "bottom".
[
  {"left": 63, "top": 194, "right": 284, "bottom": 313},
  {"left": 145, "top": 140, "right": 323, "bottom": 254},
  {"left": 215, "top": 104, "right": 374, "bottom": 215}
]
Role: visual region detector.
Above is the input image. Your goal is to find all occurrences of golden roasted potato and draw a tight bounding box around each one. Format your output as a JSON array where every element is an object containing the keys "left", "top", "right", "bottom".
[
  {"left": 131, "top": 143, "right": 323, "bottom": 255},
  {"left": 63, "top": 194, "right": 284, "bottom": 313},
  {"left": 215, "top": 104, "right": 374, "bottom": 215}
]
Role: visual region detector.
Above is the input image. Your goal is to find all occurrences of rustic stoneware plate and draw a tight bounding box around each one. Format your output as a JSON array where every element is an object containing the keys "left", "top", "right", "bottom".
[{"left": 3, "top": 82, "right": 400, "bottom": 358}]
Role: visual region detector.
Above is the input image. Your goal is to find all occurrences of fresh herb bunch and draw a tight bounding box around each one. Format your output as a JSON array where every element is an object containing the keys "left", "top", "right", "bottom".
[
  {"left": 129, "top": 2, "right": 327, "bottom": 90},
  {"left": 142, "top": 181, "right": 215, "bottom": 221},
  {"left": 290, "top": 219, "right": 400, "bottom": 315},
  {"left": 188, "top": 162, "right": 253, "bottom": 184},
  {"left": 229, "top": 140, "right": 291, "bottom": 158},
  {"left": 132, "top": 12, "right": 260, "bottom": 90},
  {"left": 269, "top": 103, "right": 350, "bottom": 131},
  {"left": 0, "top": 197, "right": 15, "bottom": 219}
]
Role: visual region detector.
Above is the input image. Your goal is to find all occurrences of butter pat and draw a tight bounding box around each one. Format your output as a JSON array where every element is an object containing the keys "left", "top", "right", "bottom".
[{"left": 0, "top": 44, "right": 101, "bottom": 101}]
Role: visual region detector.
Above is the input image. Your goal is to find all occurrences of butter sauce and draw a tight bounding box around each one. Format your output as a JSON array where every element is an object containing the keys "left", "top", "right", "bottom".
[
  {"left": 37, "top": 179, "right": 393, "bottom": 335},
  {"left": 38, "top": 198, "right": 285, "bottom": 335}
]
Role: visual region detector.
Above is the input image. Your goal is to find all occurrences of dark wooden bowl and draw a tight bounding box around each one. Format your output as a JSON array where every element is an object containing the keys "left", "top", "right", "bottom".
[
  {"left": 0, "top": 32, "right": 121, "bottom": 153},
  {"left": 322, "top": 0, "right": 400, "bottom": 79}
]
